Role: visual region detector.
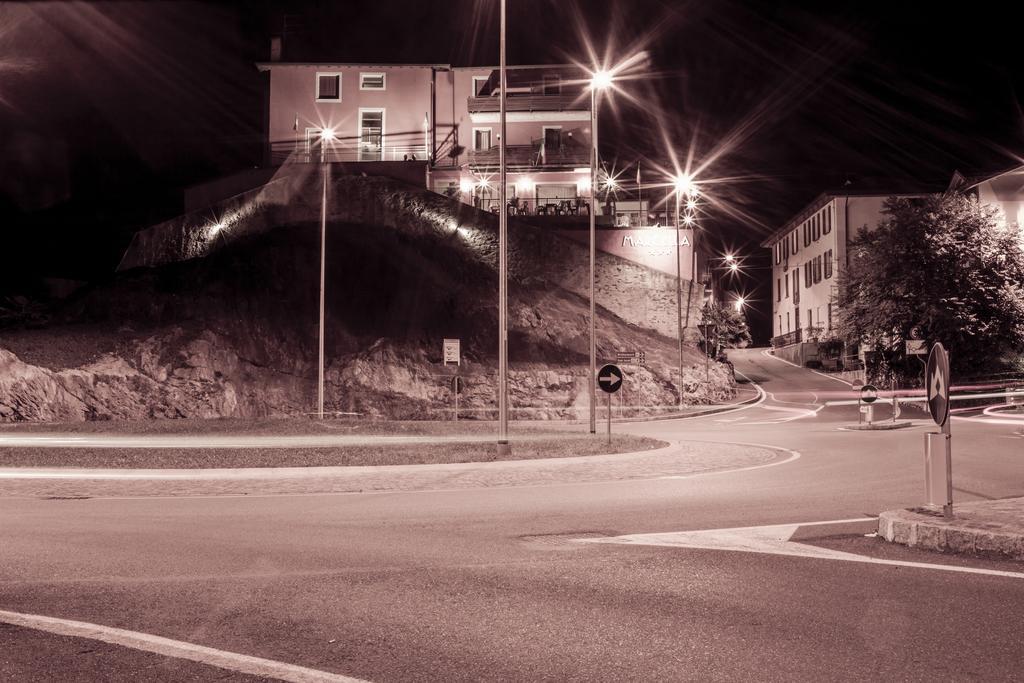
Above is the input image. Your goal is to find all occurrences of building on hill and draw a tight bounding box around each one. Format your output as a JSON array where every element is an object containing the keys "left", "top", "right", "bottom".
[
  {"left": 257, "top": 59, "right": 598, "bottom": 216},
  {"left": 763, "top": 169, "right": 1024, "bottom": 366}
]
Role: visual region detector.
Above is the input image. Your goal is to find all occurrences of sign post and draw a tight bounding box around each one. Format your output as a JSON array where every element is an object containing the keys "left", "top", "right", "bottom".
[
  {"left": 598, "top": 363, "right": 623, "bottom": 445},
  {"left": 450, "top": 376, "right": 463, "bottom": 422},
  {"left": 925, "top": 342, "right": 953, "bottom": 518},
  {"left": 860, "top": 384, "right": 878, "bottom": 425}
]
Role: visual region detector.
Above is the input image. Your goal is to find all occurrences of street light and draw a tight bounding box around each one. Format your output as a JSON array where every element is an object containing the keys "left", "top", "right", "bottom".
[
  {"left": 587, "top": 69, "right": 613, "bottom": 435},
  {"left": 497, "top": 0, "right": 510, "bottom": 453},
  {"left": 317, "top": 127, "right": 335, "bottom": 419},
  {"left": 671, "top": 173, "right": 697, "bottom": 407},
  {"left": 734, "top": 296, "right": 746, "bottom": 312}
]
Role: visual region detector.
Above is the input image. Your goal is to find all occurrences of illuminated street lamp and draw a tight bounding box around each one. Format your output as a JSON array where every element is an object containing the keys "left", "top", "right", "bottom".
[
  {"left": 724, "top": 253, "right": 735, "bottom": 263},
  {"left": 671, "top": 173, "right": 697, "bottom": 407},
  {"left": 734, "top": 296, "right": 746, "bottom": 312},
  {"left": 587, "top": 68, "right": 613, "bottom": 435},
  {"left": 317, "top": 127, "right": 335, "bottom": 419}
]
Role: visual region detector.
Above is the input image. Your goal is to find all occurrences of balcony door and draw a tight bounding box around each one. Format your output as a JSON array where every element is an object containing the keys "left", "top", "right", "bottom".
[{"left": 358, "top": 108, "right": 384, "bottom": 161}]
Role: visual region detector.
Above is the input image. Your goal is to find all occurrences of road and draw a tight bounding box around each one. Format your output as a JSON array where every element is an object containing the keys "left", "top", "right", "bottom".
[{"left": 2, "top": 348, "right": 1023, "bottom": 681}]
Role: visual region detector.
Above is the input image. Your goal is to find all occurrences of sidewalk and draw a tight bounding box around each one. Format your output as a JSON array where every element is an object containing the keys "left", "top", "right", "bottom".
[{"left": 878, "top": 497, "right": 1024, "bottom": 561}]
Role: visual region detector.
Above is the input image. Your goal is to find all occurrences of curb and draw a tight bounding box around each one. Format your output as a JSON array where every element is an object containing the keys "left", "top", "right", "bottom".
[
  {"left": 612, "top": 386, "right": 764, "bottom": 424},
  {"left": 842, "top": 421, "right": 915, "bottom": 431},
  {"left": 877, "top": 507, "right": 1024, "bottom": 561}
]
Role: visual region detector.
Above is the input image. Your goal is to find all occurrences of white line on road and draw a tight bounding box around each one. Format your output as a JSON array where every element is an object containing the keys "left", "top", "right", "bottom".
[
  {"left": 660, "top": 443, "right": 800, "bottom": 478},
  {"left": 0, "top": 609, "right": 368, "bottom": 683},
  {"left": 581, "top": 518, "right": 1024, "bottom": 580}
]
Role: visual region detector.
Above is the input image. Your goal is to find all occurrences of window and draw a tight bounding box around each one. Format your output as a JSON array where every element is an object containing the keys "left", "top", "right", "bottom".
[
  {"left": 828, "top": 303, "right": 833, "bottom": 329},
  {"left": 786, "top": 312, "right": 790, "bottom": 332},
  {"left": 360, "top": 73, "right": 386, "bottom": 90},
  {"left": 473, "top": 128, "right": 492, "bottom": 151},
  {"left": 804, "top": 262, "right": 811, "bottom": 288},
  {"left": 813, "top": 255, "right": 822, "bottom": 283},
  {"left": 785, "top": 272, "right": 790, "bottom": 298},
  {"left": 824, "top": 207, "right": 832, "bottom": 234},
  {"left": 775, "top": 242, "right": 781, "bottom": 265},
  {"left": 316, "top": 73, "right": 341, "bottom": 102},
  {"left": 824, "top": 249, "right": 833, "bottom": 279},
  {"left": 803, "top": 223, "right": 810, "bottom": 247},
  {"left": 778, "top": 315, "right": 783, "bottom": 334},
  {"left": 808, "top": 308, "right": 813, "bottom": 329},
  {"left": 792, "top": 270, "right": 800, "bottom": 304},
  {"left": 813, "top": 214, "right": 821, "bottom": 241},
  {"left": 472, "top": 76, "right": 489, "bottom": 96},
  {"left": 777, "top": 279, "right": 781, "bottom": 302},
  {"left": 783, "top": 239, "right": 790, "bottom": 260}
]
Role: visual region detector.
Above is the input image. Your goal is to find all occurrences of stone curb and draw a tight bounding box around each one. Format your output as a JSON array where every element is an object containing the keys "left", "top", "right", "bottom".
[
  {"left": 612, "top": 386, "right": 763, "bottom": 424},
  {"left": 878, "top": 506, "right": 1024, "bottom": 561},
  {"left": 842, "top": 421, "right": 915, "bottom": 431}
]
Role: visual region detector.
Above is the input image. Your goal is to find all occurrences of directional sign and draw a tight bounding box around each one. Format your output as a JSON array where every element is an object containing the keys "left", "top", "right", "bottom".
[
  {"left": 860, "top": 384, "right": 878, "bottom": 404},
  {"left": 906, "top": 339, "right": 927, "bottom": 356},
  {"left": 615, "top": 350, "right": 646, "bottom": 366},
  {"left": 443, "top": 338, "right": 460, "bottom": 366},
  {"left": 926, "top": 342, "right": 950, "bottom": 427},
  {"left": 597, "top": 364, "right": 623, "bottom": 394}
]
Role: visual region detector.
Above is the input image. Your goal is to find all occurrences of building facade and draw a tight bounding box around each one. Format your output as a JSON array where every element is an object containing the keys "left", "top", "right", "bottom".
[
  {"left": 257, "top": 60, "right": 594, "bottom": 214},
  {"left": 762, "top": 191, "right": 930, "bottom": 351}
]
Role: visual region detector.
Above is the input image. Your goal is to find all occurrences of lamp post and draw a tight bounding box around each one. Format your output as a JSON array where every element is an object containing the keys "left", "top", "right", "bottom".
[
  {"left": 588, "top": 70, "right": 611, "bottom": 434},
  {"left": 317, "top": 127, "right": 335, "bottom": 419},
  {"left": 672, "top": 174, "right": 694, "bottom": 407},
  {"left": 497, "top": 0, "right": 510, "bottom": 453}
]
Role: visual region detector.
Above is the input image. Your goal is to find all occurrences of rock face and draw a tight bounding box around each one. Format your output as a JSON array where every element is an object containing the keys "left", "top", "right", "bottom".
[{"left": 0, "top": 175, "right": 738, "bottom": 423}]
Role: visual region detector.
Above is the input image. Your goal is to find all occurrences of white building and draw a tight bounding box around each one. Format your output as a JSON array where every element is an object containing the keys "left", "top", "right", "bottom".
[{"left": 762, "top": 188, "right": 931, "bottom": 362}]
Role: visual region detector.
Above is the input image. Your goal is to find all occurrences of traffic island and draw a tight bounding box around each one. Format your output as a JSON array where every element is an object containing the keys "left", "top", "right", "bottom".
[
  {"left": 877, "top": 497, "right": 1024, "bottom": 561},
  {"left": 843, "top": 420, "right": 915, "bottom": 431}
]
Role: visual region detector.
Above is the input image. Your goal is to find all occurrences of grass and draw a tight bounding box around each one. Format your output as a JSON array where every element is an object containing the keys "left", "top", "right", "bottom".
[{"left": 0, "top": 416, "right": 665, "bottom": 468}]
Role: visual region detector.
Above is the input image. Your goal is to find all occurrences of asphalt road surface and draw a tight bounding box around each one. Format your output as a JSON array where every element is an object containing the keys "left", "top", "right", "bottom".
[{"left": 3, "top": 348, "right": 1023, "bottom": 681}]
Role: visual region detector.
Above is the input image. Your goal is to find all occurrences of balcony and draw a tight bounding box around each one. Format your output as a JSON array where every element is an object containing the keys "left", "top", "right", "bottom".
[
  {"left": 467, "top": 93, "right": 588, "bottom": 114},
  {"left": 467, "top": 142, "right": 589, "bottom": 170},
  {"left": 771, "top": 330, "right": 803, "bottom": 348}
]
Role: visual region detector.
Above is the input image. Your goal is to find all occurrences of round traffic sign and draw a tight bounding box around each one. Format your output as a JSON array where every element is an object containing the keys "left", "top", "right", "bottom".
[
  {"left": 926, "top": 343, "right": 950, "bottom": 426},
  {"left": 597, "top": 364, "right": 623, "bottom": 394},
  {"left": 860, "top": 384, "right": 878, "bottom": 404}
]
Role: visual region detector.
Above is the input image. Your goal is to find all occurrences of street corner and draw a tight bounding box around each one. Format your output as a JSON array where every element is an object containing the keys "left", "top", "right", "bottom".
[{"left": 878, "top": 498, "right": 1024, "bottom": 561}]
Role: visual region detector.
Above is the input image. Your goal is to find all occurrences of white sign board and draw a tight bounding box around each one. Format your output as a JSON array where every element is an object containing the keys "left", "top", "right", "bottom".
[
  {"left": 443, "top": 338, "right": 460, "bottom": 366},
  {"left": 906, "top": 339, "right": 927, "bottom": 355}
]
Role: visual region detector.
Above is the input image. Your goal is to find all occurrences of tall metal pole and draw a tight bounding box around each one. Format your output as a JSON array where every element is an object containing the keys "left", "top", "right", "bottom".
[
  {"left": 674, "top": 191, "right": 683, "bottom": 407},
  {"left": 318, "top": 149, "right": 328, "bottom": 419},
  {"left": 497, "top": 0, "right": 510, "bottom": 451},
  {"left": 588, "top": 87, "right": 598, "bottom": 434}
]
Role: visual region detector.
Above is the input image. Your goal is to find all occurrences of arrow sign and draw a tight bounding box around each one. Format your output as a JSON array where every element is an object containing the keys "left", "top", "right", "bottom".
[
  {"left": 926, "top": 342, "right": 950, "bottom": 427},
  {"left": 597, "top": 364, "right": 623, "bottom": 393}
]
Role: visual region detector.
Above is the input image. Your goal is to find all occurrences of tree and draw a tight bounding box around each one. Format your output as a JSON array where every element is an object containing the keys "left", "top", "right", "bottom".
[
  {"left": 700, "top": 301, "right": 752, "bottom": 356},
  {"left": 836, "top": 193, "right": 1024, "bottom": 380}
]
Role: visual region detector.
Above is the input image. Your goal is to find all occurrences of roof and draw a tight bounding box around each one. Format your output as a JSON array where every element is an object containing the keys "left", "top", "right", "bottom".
[
  {"left": 256, "top": 62, "right": 449, "bottom": 71},
  {"left": 759, "top": 180, "right": 945, "bottom": 248},
  {"left": 957, "top": 163, "right": 1024, "bottom": 191}
]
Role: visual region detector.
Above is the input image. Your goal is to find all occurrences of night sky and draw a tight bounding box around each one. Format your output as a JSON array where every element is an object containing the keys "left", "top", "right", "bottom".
[{"left": 2, "top": 1, "right": 1022, "bottom": 339}]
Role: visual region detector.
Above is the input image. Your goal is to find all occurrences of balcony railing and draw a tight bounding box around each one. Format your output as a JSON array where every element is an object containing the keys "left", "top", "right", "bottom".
[
  {"left": 468, "top": 93, "right": 588, "bottom": 114},
  {"left": 473, "top": 196, "right": 591, "bottom": 217},
  {"left": 771, "top": 329, "right": 803, "bottom": 348},
  {"left": 269, "top": 140, "right": 429, "bottom": 165},
  {"left": 467, "top": 143, "right": 589, "bottom": 169}
]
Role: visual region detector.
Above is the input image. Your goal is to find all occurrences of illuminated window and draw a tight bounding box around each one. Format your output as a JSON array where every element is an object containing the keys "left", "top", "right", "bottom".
[
  {"left": 316, "top": 73, "right": 341, "bottom": 102},
  {"left": 360, "top": 73, "right": 386, "bottom": 90}
]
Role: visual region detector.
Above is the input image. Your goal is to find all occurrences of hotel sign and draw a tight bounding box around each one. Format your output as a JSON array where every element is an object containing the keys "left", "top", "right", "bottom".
[{"left": 557, "top": 228, "right": 695, "bottom": 279}]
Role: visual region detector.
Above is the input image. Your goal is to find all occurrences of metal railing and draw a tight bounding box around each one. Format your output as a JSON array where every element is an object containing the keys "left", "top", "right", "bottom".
[
  {"left": 473, "top": 196, "right": 591, "bottom": 216},
  {"left": 269, "top": 140, "right": 429, "bottom": 165},
  {"left": 467, "top": 93, "right": 588, "bottom": 113},
  {"left": 467, "top": 143, "right": 589, "bottom": 168},
  {"left": 771, "top": 330, "right": 803, "bottom": 348}
]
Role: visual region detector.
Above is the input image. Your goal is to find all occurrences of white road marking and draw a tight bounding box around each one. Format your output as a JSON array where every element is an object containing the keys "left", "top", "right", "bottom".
[
  {"left": 0, "top": 609, "right": 368, "bottom": 682},
  {"left": 580, "top": 519, "right": 1024, "bottom": 580},
  {"left": 759, "top": 349, "right": 801, "bottom": 368},
  {"left": 659, "top": 443, "right": 800, "bottom": 478}
]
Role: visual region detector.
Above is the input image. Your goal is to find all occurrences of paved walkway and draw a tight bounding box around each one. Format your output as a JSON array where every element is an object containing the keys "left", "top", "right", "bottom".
[
  {"left": 879, "top": 497, "right": 1024, "bottom": 560},
  {"left": 0, "top": 440, "right": 786, "bottom": 498}
]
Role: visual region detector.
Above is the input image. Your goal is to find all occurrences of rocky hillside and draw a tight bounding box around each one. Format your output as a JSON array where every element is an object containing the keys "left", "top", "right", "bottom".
[{"left": 0, "top": 175, "right": 735, "bottom": 422}]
